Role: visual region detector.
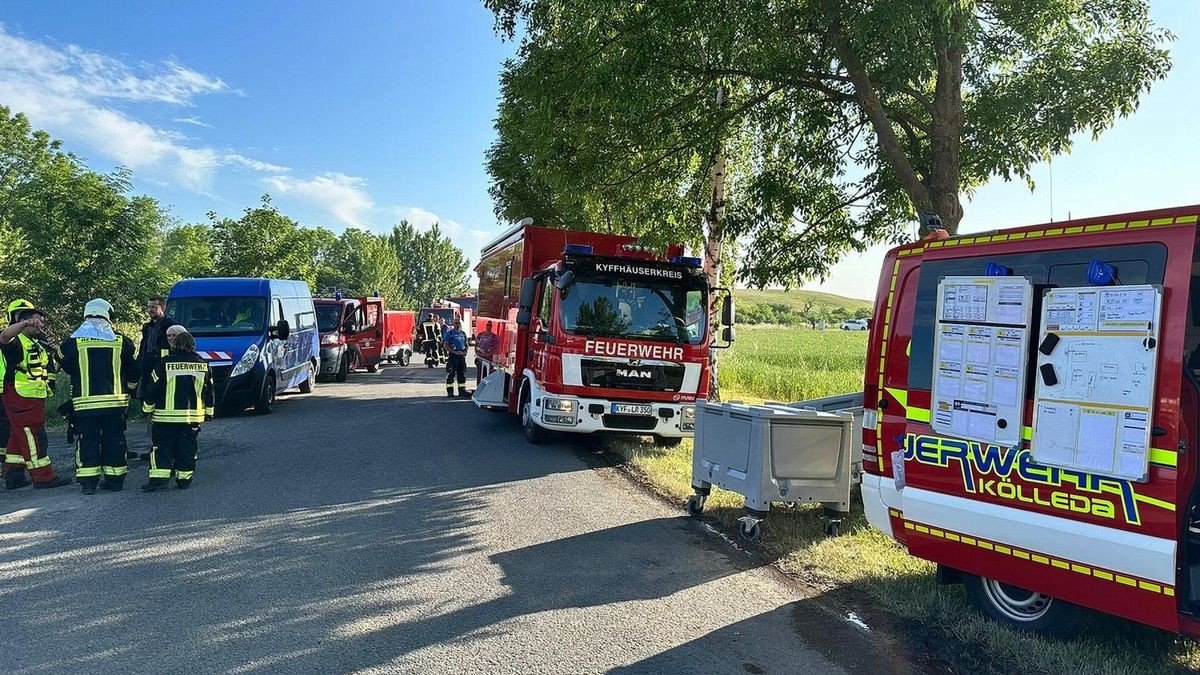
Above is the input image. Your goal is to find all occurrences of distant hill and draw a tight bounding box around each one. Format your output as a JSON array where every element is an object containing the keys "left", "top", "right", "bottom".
[{"left": 735, "top": 288, "right": 872, "bottom": 314}]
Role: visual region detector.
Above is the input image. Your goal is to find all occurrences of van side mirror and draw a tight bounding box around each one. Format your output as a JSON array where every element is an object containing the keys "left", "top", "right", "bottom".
[{"left": 272, "top": 319, "right": 291, "bottom": 340}]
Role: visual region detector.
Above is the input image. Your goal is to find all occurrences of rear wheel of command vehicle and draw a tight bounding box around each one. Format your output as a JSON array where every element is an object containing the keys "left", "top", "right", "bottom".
[
  {"left": 298, "top": 364, "right": 316, "bottom": 394},
  {"left": 255, "top": 374, "right": 276, "bottom": 415},
  {"left": 963, "top": 574, "right": 1084, "bottom": 637},
  {"left": 520, "top": 386, "right": 548, "bottom": 445},
  {"left": 401, "top": 349, "right": 411, "bottom": 366}
]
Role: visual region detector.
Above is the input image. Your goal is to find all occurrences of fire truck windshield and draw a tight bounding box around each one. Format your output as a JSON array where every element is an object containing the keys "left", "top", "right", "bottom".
[{"left": 560, "top": 278, "right": 706, "bottom": 345}]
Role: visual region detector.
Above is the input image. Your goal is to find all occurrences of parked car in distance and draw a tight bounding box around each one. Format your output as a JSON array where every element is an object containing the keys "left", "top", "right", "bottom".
[{"left": 840, "top": 318, "right": 869, "bottom": 331}]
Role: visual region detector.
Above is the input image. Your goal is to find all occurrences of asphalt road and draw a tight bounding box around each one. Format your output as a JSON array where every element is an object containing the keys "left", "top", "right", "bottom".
[{"left": 0, "top": 361, "right": 906, "bottom": 674}]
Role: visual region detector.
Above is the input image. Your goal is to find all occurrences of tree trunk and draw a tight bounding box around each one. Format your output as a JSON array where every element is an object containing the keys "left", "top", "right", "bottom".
[
  {"left": 704, "top": 85, "right": 728, "bottom": 403},
  {"left": 928, "top": 12, "right": 966, "bottom": 234}
]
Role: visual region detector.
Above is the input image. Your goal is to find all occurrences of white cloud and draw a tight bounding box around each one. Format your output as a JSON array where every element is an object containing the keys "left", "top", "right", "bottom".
[
  {"left": 266, "top": 172, "right": 375, "bottom": 229},
  {"left": 394, "top": 206, "right": 465, "bottom": 237},
  {"left": 174, "top": 116, "right": 212, "bottom": 128},
  {"left": 0, "top": 23, "right": 278, "bottom": 190}
]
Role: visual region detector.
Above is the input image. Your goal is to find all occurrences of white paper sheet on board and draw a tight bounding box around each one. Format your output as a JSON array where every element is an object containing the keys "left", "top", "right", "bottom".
[
  {"left": 1076, "top": 408, "right": 1119, "bottom": 472},
  {"left": 992, "top": 377, "right": 1019, "bottom": 406},
  {"left": 1033, "top": 402, "right": 1078, "bottom": 466}
]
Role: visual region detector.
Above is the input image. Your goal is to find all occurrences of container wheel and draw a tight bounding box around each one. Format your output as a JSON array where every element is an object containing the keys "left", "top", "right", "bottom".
[
  {"left": 962, "top": 574, "right": 1084, "bottom": 637},
  {"left": 685, "top": 495, "right": 706, "bottom": 517},
  {"left": 737, "top": 519, "right": 762, "bottom": 543},
  {"left": 823, "top": 520, "right": 840, "bottom": 537}
]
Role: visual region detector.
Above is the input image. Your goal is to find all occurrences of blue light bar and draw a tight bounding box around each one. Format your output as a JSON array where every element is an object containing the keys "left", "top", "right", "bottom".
[
  {"left": 671, "top": 256, "right": 703, "bottom": 268},
  {"left": 564, "top": 243, "right": 594, "bottom": 255}
]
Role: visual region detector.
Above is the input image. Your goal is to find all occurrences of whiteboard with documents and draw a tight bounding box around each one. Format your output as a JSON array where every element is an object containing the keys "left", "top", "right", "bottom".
[
  {"left": 931, "top": 276, "right": 1033, "bottom": 447},
  {"left": 1031, "top": 285, "right": 1161, "bottom": 482}
]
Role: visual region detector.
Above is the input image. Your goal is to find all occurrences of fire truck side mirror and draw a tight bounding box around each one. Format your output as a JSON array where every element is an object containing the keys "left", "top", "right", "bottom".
[
  {"left": 555, "top": 270, "right": 575, "bottom": 293},
  {"left": 722, "top": 326, "right": 736, "bottom": 343},
  {"left": 721, "top": 293, "right": 735, "bottom": 327},
  {"left": 518, "top": 278, "right": 537, "bottom": 310}
]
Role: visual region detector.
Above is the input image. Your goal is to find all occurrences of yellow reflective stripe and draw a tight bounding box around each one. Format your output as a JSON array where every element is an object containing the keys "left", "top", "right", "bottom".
[
  {"left": 79, "top": 342, "right": 91, "bottom": 400},
  {"left": 73, "top": 394, "right": 131, "bottom": 410},
  {"left": 151, "top": 412, "right": 205, "bottom": 423},
  {"left": 28, "top": 454, "right": 52, "bottom": 469},
  {"left": 76, "top": 466, "right": 102, "bottom": 477},
  {"left": 149, "top": 469, "right": 172, "bottom": 479},
  {"left": 1135, "top": 493, "right": 1176, "bottom": 512},
  {"left": 1149, "top": 447, "right": 1177, "bottom": 468},
  {"left": 101, "top": 466, "right": 128, "bottom": 476},
  {"left": 176, "top": 470, "right": 194, "bottom": 480},
  {"left": 205, "top": 407, "right": 215, "bottom": 416},
  {"left": 4, "top": 454, "right": 24, "bottom": 464}
]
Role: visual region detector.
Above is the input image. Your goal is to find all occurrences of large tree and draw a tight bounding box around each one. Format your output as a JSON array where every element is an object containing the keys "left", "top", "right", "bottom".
[
  {"left": 209, "top": 195, "right": 337, "bottom": 289},
  {"left": 319, "top": 228, "right": 403, "bottom": 303},
  {"left": 485, "top": 0, "right": 1172, "bottom": 289},
  {"left": 390, "top": 221, "right": 471, "bottom": 308}
]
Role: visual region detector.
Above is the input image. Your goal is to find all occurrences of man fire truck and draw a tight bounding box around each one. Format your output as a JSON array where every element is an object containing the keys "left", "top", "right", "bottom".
[
  {"left": 860, "top": 204, "right": 1200, "bottom": 638},
  {"left": 471, "top": 218, "right": 733, "bottom": 445}
]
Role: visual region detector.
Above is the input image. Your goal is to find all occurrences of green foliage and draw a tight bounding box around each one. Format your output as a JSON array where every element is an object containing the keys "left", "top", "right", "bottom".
[
  {"left": 209, "top": 195, "right": 337, "bottom": 289},
  {"left": 391, "top": 221, "right": 471, "bottom": 307},
  {"left": 159, "top": 223, "right": 214, "bottom": 283},
  {"left": 485, "top": 0, "right": 1172, "bottom": 286},
  {"left": 319, "top": 228, "right": 402, "bottom": 302}
]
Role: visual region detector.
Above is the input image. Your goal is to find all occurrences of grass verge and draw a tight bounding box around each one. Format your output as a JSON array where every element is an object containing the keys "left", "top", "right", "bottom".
[{"left": 609, "top": 326, "right": 1200, "bottom": 675}]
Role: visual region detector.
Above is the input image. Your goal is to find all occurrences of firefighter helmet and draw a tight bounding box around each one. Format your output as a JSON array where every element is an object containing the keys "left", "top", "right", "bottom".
[
  {"left": 6, "top": 299, "right": 41, "bottom": 323},
  {"left": 84, "top": 298, "right": 114, "bottom": 321}
]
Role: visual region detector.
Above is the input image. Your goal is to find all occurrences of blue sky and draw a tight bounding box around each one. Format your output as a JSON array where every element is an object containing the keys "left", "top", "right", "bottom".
[
  {"left": 0, "top": 0, "right": 516, "bottom": 263},
  {"left": 0, "top": 2, "right": 1196, "bottom": 298}
]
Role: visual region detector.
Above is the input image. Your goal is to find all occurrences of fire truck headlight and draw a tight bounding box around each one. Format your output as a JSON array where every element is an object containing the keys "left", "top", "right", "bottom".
[
  {"left": 680, "top": 405, "right": 696, "bottom": 431},
  {"left": 542, "top": 397, "right": 578, "bottom": 425}
]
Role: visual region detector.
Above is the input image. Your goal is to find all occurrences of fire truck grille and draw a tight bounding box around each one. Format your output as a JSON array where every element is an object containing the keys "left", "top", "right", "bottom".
[
  {"left": 581, "top": 359, "right": 685, "bottom": 392},
  {"left": 602, "top": 414, "right": 659, "bottom": 431}
]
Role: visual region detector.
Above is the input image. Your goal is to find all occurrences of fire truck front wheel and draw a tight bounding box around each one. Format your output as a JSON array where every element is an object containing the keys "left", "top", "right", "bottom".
[
  {"left": 520, "top": 387, "right": 549, "bottom": 445},
  {"left": 963, "top": 574, "right": 1083, "bottom": 637}
]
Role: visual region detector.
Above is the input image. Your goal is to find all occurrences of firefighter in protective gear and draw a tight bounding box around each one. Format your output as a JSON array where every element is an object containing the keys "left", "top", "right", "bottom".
[
  {"left": 58, "top": 299, "right": 139, "bottom": 494},
  {"left": 140, "top": 327, "right": 213, "bottom": 492},
  {"left": 1, "top": 299, "right": 70, "bottom": 489},
  {"left": 443, "top": 319, "right": 469, "bottom": 398}
]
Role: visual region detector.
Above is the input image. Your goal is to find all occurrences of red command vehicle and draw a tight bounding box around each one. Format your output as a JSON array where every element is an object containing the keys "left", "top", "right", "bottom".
[
  {"left": 860, "top": 204, "right": 1200, "bottom": 637},
  {"left": 472, "top": 219, "right": 734, "bottom": 445},
  {"left": 315, "top": 296, "right": 414, "bottom": 379}
]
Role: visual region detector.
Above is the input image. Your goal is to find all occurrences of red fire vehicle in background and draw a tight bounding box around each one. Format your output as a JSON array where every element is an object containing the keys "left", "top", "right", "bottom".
[
  {"left": 315, "top": 296, "right": 414, "bottom": 380},
  {"left": 413, "top": 300, "right": 475, "bottom": 361},
  {"left": 860, "top": 204, "right": 1200, "bottom": 638},
  {"left": 471, "top": 218, "right": 734, "bottom": 445}
]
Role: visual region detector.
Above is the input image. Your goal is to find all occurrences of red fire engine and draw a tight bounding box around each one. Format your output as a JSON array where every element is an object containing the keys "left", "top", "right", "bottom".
[
  {"left": 472, "top": 219, "right": 733, "bottom": 444},
  {"left": 861, "top": 204, "right": 1200, "bottom": 637}
]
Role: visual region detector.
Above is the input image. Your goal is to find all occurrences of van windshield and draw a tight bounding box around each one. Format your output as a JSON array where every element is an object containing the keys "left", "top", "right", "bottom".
[
  {"left": 167, "top": 297, "right": 267, "bottom": 336},
  {"left": 316, "top": 304, "right": 344, "bottom": 332},
  {"left": 560, "top": 278, "right": 706, "bottom": 345}
]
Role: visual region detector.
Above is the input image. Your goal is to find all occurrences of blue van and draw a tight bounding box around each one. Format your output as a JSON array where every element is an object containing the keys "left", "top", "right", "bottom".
[{"left": 165, "top": 278, "right": 320, "bottom": 414}]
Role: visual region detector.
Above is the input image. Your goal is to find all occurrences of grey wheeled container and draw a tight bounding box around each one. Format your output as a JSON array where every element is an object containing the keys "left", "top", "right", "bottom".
[{"left": 687, "top": 398, "right": 859, "bottom": 542}]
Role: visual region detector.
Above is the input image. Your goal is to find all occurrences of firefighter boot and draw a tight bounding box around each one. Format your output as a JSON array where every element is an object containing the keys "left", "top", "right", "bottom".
[
  {"left": 100, "top": 477, "right": 124, "bottom": 492},
  {"left": 140, "top": 478, "right": 169, "bottom": 493},
  {"left": 79, "top": 477, "right": 100, "bottom": 495},
  {"left": 33, "top": 476, "right": 72, "bottom": 489},
  {"left": 6, "top": 468, "right": 30, "bottom": 490},
  {"left": 175, "top": 478, "right": 191, "bottom": 490}
]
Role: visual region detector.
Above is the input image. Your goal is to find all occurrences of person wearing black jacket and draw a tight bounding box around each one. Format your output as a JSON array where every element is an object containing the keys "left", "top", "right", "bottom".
[
  {"left": 134, "top": 297, "right": 175, "bottom": 460},
  {"left": 140, "top": 327, "right": 213, "bottom": 492}
]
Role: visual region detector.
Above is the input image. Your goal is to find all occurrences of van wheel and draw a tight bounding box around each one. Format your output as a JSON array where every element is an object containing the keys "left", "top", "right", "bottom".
[
  {"left": 335, "top": 354, "right": 348, "bottom": 382},
  {"left": 298, "top": 364, "right": 315, "bottom": 394},
  {"left": 520, "top": 387, "right": 548, "bottom": 445},
  {"left": 963, "top": 574, "right": 1084, "bottom": 638},
  {"left": 255, "top": 374, "right": 276, "bottom": 415}
]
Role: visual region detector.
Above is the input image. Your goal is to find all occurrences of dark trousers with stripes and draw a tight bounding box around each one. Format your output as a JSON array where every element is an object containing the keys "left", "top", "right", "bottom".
[
  {"left": 446, "top": 353, "right": 467, "bottom": 395},
  {"left": 75, "top": 412, "right": 128, "bottom": 487},
  {"left": 150, "top": 423, "right": 199, "bottom": 484}
]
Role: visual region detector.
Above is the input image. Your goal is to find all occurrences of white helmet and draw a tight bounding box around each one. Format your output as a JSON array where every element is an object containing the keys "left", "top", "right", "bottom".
[{"left": 84, "top": 298, "right": 114, "bottom": 321}]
